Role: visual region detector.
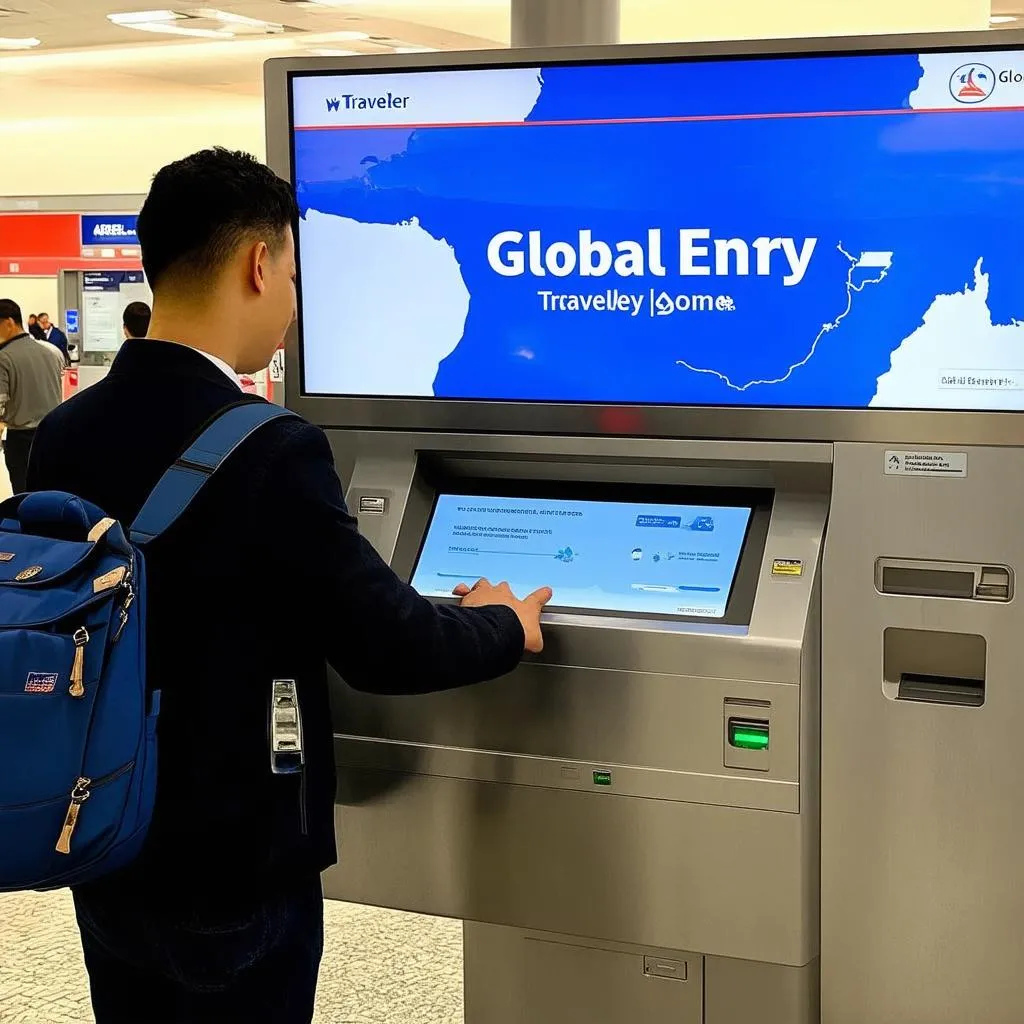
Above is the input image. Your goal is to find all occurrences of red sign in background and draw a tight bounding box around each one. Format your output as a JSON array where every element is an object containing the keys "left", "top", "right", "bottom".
[{"left": 0, "top": 212, "right": 142, "bottom": 276}]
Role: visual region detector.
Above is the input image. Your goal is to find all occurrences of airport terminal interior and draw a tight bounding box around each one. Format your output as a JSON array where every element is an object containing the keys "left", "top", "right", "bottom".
[{"left": 3, "top": 1, "right": 1024, "bottom": 1022}]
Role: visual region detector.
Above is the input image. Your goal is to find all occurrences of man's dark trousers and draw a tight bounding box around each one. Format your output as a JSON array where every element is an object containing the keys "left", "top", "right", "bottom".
[
  {"left": 4, "top": 427, "right": 34, "bottom": 494},
  {"left": 72, "top": 874, "right": 324, "bottom": 1023}
]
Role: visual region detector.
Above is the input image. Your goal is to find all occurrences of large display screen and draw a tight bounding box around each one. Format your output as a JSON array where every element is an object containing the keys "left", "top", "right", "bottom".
[
  {"left": 290, "top": 46, "right": 1024, "bottom": 411},
  {"left": 410, "top": 494, "right": 753, "bottom": 619}
]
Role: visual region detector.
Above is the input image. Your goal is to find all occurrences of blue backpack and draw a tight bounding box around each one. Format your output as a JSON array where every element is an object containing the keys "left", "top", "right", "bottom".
[{"left": 0, "top": 401, "right": 292, "bottom": 891}]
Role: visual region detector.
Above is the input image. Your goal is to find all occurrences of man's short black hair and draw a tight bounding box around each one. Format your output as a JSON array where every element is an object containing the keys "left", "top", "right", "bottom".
[
  {"left": 0, "top": 299, "right": 24, "bottom": 326},
  {"left": 138, "top": 148, "right": 298, "bottom": 292},
  {"left": 123, "top": 301, "right": 152, "bottom": 339}
]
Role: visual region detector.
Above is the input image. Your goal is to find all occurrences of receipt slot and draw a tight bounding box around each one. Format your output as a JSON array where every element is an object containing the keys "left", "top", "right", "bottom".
[{"left": 266, "top": 26, "right": 1024, "bottom": 1024}]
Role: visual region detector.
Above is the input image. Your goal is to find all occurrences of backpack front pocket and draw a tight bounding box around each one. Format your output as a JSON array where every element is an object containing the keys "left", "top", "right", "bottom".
[
  {"left": 0, "top": 761, "right": 134, "bottom": 889},
  {"left": 0, "top": 629, "right": 97, "bottom": 806}
]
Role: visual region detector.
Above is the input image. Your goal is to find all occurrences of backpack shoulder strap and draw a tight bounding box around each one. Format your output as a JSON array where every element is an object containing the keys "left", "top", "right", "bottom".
[{"left": 129, "top": 401, "right": 296, "bottom": 546}]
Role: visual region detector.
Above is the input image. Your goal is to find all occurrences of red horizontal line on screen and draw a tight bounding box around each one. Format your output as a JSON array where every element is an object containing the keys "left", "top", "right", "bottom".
[{"left": 294, "top": 103, "right": 1024, "bottom": 132}]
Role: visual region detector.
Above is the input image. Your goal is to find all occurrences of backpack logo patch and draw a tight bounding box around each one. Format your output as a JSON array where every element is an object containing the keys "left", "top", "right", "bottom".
[
  {"left": 0, "top": 552, "right": 14, "bottom": 562},
  {"left": 15, "top": 566, "right": 42, "bottom": 581},
  {"left": 25, "top": 672, "right": 58, "bottom": 694}
]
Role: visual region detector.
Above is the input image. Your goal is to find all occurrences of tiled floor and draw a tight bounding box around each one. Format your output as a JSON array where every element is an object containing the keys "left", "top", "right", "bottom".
[{"left": 0, "top": 890, "right": 463, "bottom": 1023}]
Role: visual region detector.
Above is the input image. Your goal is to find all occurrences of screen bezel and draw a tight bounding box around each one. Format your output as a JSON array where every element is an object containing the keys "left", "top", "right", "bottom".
[
  {"left": 397, "top": 480, "right": 773, "bottom": 626},
  {"left": 267, "top": 30, "right": 1024, "bottom": 446}
]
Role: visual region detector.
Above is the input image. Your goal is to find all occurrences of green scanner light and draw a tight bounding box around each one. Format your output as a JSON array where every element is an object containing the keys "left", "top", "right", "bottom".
[{"left": 729, "top": 720, "right": 770, "bottom": 751}]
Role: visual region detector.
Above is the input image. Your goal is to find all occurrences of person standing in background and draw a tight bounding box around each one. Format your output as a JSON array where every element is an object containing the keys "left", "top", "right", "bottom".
[
  {"left": 122, "top": 301, "right": 151, "bottom": 340},
  {"left": 37, "top": 312, "right": 70, "bottom": 364},
  {"left": 27, "top": 314, "right": 45, "bottom": 341},
  {"left": 0, "top": 299, "right": 63, "bottom": 494}
]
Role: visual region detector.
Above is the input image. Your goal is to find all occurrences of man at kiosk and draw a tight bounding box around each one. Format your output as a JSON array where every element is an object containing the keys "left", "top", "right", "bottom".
[{"left": 26, "top": 148, "right": 552, "bottom": 1024}]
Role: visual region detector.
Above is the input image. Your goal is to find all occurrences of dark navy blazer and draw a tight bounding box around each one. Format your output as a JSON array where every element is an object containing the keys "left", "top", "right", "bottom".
[{"left": 28, "top": 340, "right": 524, "bottom": 903}]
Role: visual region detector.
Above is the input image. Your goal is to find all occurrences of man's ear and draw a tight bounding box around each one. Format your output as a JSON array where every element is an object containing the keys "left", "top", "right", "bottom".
[{"left": 249, "top": 241, "right": 271, "bottom": 296}]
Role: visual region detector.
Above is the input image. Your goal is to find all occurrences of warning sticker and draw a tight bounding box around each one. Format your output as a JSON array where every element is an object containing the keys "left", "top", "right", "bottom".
[
  {"left": 884, "top": 451, "right": 967, "bottom": 479},
  {"left": 771, "top": 559, "right": 804, "bottom": 577},
  {"left": 269, "top": 349, "right": 285, "bottom": 383}
]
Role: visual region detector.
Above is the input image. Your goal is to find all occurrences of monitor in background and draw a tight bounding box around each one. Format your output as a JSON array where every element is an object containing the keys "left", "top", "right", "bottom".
[
  {"left": 289, "top": 45, "right": 1024, "bottom": 412},
  {"left": 410, "top": 493, "right": 754, "bottom": 620}
]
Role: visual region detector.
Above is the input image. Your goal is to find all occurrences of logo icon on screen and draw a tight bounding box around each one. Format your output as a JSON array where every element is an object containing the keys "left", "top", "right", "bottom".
[
  {"left": 949, "top": 64, "right": 995, "bottom": 104},
  {"left": 687, "top": 516, "right": 715, "bottom": 532},
  {"left": 326, "top": 97, "right": 342, "bottom": 112}
]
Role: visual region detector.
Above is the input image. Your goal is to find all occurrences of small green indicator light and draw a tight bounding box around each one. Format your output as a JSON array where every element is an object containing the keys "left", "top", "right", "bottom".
[
  {"left": 593, "top": 770, "right": 612, "bottom": 786},
  {"left": 729, "top": 720, "right": 770, "bottom": 751}
]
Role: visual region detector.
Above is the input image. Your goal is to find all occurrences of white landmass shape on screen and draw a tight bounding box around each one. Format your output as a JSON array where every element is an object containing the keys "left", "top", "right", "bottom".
[
  {"left": 300, "top": 209, "right": 469, "bottom": 396},
  {"left": 676, "top": 244, "right": 892, "bottom": 390},
  {"left": 871, "top": 260, "right": 1024, "bottom": 410}
]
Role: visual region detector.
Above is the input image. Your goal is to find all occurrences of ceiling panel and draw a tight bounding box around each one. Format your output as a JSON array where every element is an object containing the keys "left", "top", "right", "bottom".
[
  {"left": 0, "top": 0, "right": 1012, "bottom": 103},
  {"left": 0, "top": 0, "right": 510, "bottom": 51}
]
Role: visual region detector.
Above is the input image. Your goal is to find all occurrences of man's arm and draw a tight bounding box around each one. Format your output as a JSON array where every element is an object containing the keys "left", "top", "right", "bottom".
[
  {"left": 0, "top": 358, "right": 9, "bottom": 426},
  {"left": 53, "top": 331, "right": 70, "bottom": 365},
  {"left": 262, "top": 421, "right": 531, "bottom": 695}
]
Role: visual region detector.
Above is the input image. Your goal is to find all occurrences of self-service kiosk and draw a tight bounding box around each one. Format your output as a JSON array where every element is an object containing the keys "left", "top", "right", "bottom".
[
  {"left": 266, "top": 30, "right": 1024, "bottom": 1024},
  {"left": 58, "top": 267, "right": 152, "bottom": 389}
]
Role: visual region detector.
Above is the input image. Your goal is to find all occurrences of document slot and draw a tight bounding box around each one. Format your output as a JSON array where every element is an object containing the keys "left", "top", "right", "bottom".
[
  {"left": 882, "top": 628, "right": 986, "bottom": 707},
  {"left": 897, "top": 673, "right": 984, "bottom": 708},
  {"left": 880, "top": 566, "right": 974, "bottom": 599},
  {"left": 876, "top": 559, "right": 1013, "bottom": 602}
]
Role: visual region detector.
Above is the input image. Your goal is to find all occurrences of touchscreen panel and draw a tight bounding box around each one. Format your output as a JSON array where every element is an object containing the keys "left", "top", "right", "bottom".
[{"left": 410, "top": 494, "right": 753, "bottom": 619}]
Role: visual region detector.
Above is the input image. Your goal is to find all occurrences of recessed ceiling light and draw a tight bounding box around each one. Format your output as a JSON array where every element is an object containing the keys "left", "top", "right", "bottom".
[
  {"left": 107, "top": 9, "right": 181, "bottom": 24},
  {"left": 990, "top": 14, "right": 1019, "bottom": 22},
  {"left": 186, "top": 8, "right": 284, "bottom": 31},
  {"left": 0, "top": 36, "right": 40, "bottom": 49},
  {"left": 107, "top": 10, "right": 235, "bottom": 37},
  {"left": 115, "top": 20, "right": 233, "bottom": 38}
]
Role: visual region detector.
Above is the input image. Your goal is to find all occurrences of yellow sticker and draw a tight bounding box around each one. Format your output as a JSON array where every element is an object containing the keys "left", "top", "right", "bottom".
[{"left": 771, "top": 559, "right": 804, "bottom": 577}]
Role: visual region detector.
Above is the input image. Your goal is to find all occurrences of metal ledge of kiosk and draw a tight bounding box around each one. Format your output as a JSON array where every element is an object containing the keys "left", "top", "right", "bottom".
[
  {"left": 266, "top": 28, "right": 1024, "bottom": 449},
  {"left": 334, "top": 734, "right": 801, "bottom": 813}
]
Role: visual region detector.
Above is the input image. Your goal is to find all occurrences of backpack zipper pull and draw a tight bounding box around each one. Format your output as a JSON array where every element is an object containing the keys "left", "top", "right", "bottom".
[
  {"left": 55, "top": 778, "right": 91, "bottom": 855},
  {"left": 112, "top": 582, "right": 135, "bottom": 644},
  {"left": 69, "top": 628, "right": 89, "bottom": 698}
]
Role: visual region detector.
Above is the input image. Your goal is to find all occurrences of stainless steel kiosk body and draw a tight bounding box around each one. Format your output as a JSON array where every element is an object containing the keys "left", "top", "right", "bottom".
[{"left": 266, "top": 31, "right": 1024, "bottom": 1024}]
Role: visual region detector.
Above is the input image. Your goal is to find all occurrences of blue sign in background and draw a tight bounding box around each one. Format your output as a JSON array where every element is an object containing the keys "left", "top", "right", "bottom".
[
  {"left": 81, "top": 216, "right": 138, "bottom": 247},
  {"left": 83, "top": 270, "right": 145, "bottom": 291}
]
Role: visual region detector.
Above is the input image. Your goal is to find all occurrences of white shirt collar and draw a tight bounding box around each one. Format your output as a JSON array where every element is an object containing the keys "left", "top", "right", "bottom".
[{"left": 164, "top": 342, "right": 240, "bottom": 388}]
